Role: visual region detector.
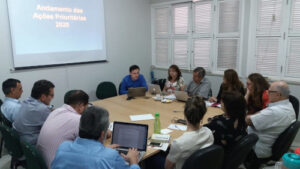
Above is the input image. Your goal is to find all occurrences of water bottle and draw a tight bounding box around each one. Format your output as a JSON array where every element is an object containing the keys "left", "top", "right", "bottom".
[
  {"left": 154, "top": 112, "right": 161, "bottom": 134},
  {"left": 274, "top": 161, "right": 283, "bottom": 169}
]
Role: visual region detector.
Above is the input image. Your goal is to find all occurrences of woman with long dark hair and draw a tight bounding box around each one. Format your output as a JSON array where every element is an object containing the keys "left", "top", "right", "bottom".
[
  {"left": 206, "top": 91, "right": 247, "bottom": 154},
  {"left": 209, "top": 69, "right": 245, "bottom": 103},
  {"left": 245, "top": 73, "right": 270, "bottom": 114}
]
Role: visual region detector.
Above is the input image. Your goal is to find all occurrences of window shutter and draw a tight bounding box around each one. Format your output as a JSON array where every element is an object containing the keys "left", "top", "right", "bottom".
[
  {"left": 291, "top": 0, "right": 300, "bottom": 33},
  {"left": 155, "top": 7, "right": 169, "bottom": 35},
  {"left": 173, "top": 39, "right": 188, "bottom": 67},
  {"left": 255, "top": 38, "right": 279, "bottom": 75},
  {"left": 286, "top": 38, "right": 300, "bottom": 78},
  {"left": 155, "top": 39, "right": 169, "bottom": 67},
  {"left": 217, "top": 39, "right": 238, "bottom": 70},
  {"left": 218, "top": 0, "right": 240, "bottom": 33},
  {"left": 173, "top": 5, "right": 189, "bottom": 34},
  {"left": 193, "top": 39, "right": 211, "bottom": 68},
  {"left": 194, "top": 1, "right": 212, "bottom": 34},
  {"left": 257, "top": 0, "right": 282, "bottom": 35}
]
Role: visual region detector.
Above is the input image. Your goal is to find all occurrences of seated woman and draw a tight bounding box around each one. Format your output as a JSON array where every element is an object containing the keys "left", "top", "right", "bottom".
[
  {"left": 165, "top": 96, "right": 214, "bottom": 169},
  {"left": 209, "top": 69, "right": 245, "bottom": 103},
  {"left": 245, "top": 73, "right": 269, "bottom": 115},
  {"left": 205, "top": 91, "right": 247, "bottom": 156},
  {"left": 163, "top": 64, "right": 185, "bottom": 93}
]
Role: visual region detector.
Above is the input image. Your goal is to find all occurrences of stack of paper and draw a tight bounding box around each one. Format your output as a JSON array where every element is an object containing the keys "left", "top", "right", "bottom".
[{"left": 129, "top": 114, "right": 154, "bottom": 121}]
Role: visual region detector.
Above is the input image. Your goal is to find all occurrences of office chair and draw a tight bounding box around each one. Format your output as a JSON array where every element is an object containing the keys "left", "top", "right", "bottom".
[
  {"left": 222, "top": 133, "right": 258, "bottom": 169},
  {"left": 182, "top": 145, "right": 224, "bottom": 169},
  {"left": 289, "top": 95, "right": 299, "bottom": 119},
  {"left": 96, "top": 81, "right": 118, "bottom": 99}
]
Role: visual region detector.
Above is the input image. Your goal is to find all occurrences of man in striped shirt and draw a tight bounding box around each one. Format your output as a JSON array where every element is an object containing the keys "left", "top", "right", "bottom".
[{"left": 37, "top": 90, "right": 89, "bottom": 169}]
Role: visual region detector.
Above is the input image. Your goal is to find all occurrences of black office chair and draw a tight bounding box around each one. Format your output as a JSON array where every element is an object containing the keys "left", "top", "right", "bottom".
[
  {"left": 0, "top": 124, "right": 25, "bottom": 169},
  {"left": 96, "top": 81, "right": 118, "bottom": 99},
  {"left": 152, "top": 79, "right": 166, "bottom": 91},
  {"left": 289, "top": 95, "right": 299, "bottom": 119},
  {"left": 119, "top": 82, "right": 122, "bottom": 95},
  {"left": 256, "top": 121, "right": 300, "bottom": 167},
  {"left": 21, "top": 140, "right": 47, "bottom": 169},
  {"left": 182, "top": 145, "right": 224, "bottom": 169},
  {"left": 222, "top": 134, "right": 258, "bottom": 169},
  {"left": 0, "top": 104, "right": 12, "bottom": 158}
]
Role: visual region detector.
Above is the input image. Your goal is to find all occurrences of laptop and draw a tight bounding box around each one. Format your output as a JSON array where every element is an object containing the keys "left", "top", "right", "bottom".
[
  {"left": 174, "top": 91, "right": 190, "bottom": 102},
  {"left": 148, "top": 84, "right": 162, "bottom": 95},
  {"left": 127, "top": 87, "right": 146, "bottom": 98},
  {"left": 111, "top": 121, "right": 148, "bottom": 161}
]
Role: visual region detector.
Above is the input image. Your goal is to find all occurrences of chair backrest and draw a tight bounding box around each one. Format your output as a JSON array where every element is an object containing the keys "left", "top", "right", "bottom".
[
  {"left": 96, "top": 81, "right": 117, "bottom": 99},
  {"left": 0, "top": 124, "right": 23, "bottom": 158},
  {"left": 0, "top": 99, "right": 12, "bottom": 127},
  {"left": 271, "top": 121, "right": 300, "bottom": 161},
  {"left": 222, "top": 133, "right": 259, "bottom": 169},
  {"left": 182, "top": 145, "right": 224, "bottom": 169},
  {"left": 289, "top": 95, "right": 299, "bottom": 119},
  {"left": 152, "top": 79, "right": 166, "bottom": 91},
  {"left": 119, "top": 82, "right": 122, "bottom": 95},
  {"left": 0, "top": 99, "right": 3, "bottom": 106},
  {"left": 21, "top": 140, "right": 48, "bottom": 169}
]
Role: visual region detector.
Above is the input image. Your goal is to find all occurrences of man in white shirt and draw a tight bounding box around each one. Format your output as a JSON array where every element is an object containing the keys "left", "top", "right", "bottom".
[
  {"left": 1, "top": 78, "right": 23, "bottom": 122},
  {"left": 245, "top": 80, "right": 296, "bottom": 169}
]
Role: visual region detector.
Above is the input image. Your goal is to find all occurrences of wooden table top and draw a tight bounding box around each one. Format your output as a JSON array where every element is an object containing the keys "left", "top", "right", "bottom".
[{"left": 92, "top": 94, "right": 223, "bottom": 160}]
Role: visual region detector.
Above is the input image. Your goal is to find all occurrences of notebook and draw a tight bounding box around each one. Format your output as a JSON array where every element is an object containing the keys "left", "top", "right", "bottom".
[{"left": 111, "top": 121, "right": 148, "bottom": 161}]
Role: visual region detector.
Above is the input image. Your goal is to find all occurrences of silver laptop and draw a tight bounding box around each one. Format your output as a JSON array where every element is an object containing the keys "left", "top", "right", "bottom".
[
  {"left": 112, "top": 121, "right": 148, "bottom": 161},
  {"left": 148, "top": 84, "right": 162, "bottom": 95},
  {"left": 128, "top": 87, "right": 146, "bottom": 97},
  {"left": 174, "top": 91, "right": 190, "bottom": 102}
]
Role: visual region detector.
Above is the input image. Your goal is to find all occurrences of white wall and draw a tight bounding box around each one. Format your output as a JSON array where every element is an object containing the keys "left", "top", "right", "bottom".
[
  {"left": 0, "top": 0, "right": 152, "bottom": 107},
  {"left": 151, "top": 0, "right": 300, "bottom": 148}
]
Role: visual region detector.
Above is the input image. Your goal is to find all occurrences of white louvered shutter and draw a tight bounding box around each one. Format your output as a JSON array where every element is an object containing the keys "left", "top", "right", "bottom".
[
  {"left": 155, "top": 7, "right": 169, "bottom": 35},
  {"left": 218, "top": 0, "right": 240, "bottom": 33},
  {"left": 194, "top": 1, "right": 212, "bottom": 34},
  {"left": 155, "top": 39, "right": 169, "bottom": 66},
  {"left": 257, "top": 0, "right": 282, "bottom": 35},
  {"left": 255, "top": 38, "right": 279, "bottom": 75},
  {"left": 286, "top": 38, "right": 300, "bottom": 78},
  {"left": 217, "top": 39, "right": 238, "bottom": 70},
  {"left": 173, "top": 39, "right": 188, "bottom": 67},
  {"left": 291, "top": 0, "right": 300, "bottom": 33},
  {"left": 173, "top": 5, "right": 189, "bottom": 34},
  {"left": 193, "top": 39, "right": 211, "bottom": 68}
]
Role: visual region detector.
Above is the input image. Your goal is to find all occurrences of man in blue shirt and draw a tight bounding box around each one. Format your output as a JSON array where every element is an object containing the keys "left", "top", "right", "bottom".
[
  {"left": 51, "top": 106, "right": 140, "bottom": 169},
  {"left": 120, "top": 65, "right": 148, "bottom": 94},
  {"left": 13, "top": 80, "right": 55, "bottom": 145},
  {"left": 1, "top": 78, "right": 23, "bottom": 122}
]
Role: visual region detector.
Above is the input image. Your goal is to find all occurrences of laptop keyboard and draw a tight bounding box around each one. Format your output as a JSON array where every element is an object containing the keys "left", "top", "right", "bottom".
[
  {"left": 118, "top": 149, "right": 128, "bottom": 155},
  {"left": 117, "top": 149, "right": 145, "bottom": 161}
]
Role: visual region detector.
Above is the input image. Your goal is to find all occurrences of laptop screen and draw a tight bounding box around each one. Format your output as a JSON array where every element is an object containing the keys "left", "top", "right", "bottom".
[{"left": 111, "top": 121, "right": 148, "bottom": 151}]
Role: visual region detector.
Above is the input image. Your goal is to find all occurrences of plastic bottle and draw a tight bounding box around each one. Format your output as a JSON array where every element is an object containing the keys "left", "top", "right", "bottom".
[
  {"left": 274, "top": 161, "right": 283, "bottom": 169},
  {"left": 154, "top": 112, "right": 161, "bottom": 134}
]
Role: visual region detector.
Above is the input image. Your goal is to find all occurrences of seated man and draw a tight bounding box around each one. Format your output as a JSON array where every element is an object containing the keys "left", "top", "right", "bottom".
[
  {"left": 51, "top": 106, "right": 140, "bottom": 169},
  {"left": 1, "top": 78, "right": 23, "bottom": 122},
  {"left": 37, "top": 90, "right": 89, "bottom": 169},
  {"left": 186, "top": 67, "right": 211, "bottom": 99},
  {"left": 245, "top": 81, "right": 296, "bottom": 169},
  {"left": 13, "top": 80, "right": 55, "bottom": 145},
  {"left": 120, "top": 65, "right": 148, "bottom": 94}
]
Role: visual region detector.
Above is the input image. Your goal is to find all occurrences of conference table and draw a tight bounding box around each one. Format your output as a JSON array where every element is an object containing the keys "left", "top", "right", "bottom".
[{"left": 92, "top": 94, "right": 223, "bottom": 160}]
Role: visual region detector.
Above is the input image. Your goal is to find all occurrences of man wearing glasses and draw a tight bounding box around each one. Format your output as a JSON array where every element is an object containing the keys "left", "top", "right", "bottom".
[
  {"left": 245, "top": 81, "right": 296, "bottom": 169},
  {"left": 13, "top": 79, "right": 55, "bottom": 145}
]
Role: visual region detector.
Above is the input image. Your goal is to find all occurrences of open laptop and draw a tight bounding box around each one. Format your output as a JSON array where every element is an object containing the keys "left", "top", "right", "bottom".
[
  {"left": 148, "top": 84, "right": 162, "bottom": 95},
  {"left": 127, "top": 87, "right": 146, "bottom": 98},
  {"left": 174, "top": 91, "right": 190, "bottom": 102},
  {"left": 111, "top": 121, "right": 148, "bottom": 161}
]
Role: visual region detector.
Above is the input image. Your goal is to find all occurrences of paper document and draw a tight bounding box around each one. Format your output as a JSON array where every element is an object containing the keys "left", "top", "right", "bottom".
[
  {"left": 152, "top": 143, "right": 169, "bottom": 151},
  {"left": 109, "top": 122, "right": 114, "bottom": 131},
  {"left": 161, "top": 128, "right": 173, "bottom": 134},
  {"left": 168, "top": 124, "right": 187, "bottom": 131},
  {"left": 164, "top": 94, "right": 176, "bottom": 100},
  {"left": 130, "top": 114, "right": 155, "bottom": 121}
]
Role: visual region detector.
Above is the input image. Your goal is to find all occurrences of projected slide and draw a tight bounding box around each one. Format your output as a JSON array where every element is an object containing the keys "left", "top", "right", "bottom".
[{"left": 7, "top": 0, "right": 107, "bottom": 68}]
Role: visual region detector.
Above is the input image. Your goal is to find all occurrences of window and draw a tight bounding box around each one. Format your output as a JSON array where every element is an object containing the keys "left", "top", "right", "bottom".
[
  {"left": 152, "top": 0, "right": 243, "bottom": 73},
  {"left": 248, "top": 0, "right": 300, "bottom": 80}
]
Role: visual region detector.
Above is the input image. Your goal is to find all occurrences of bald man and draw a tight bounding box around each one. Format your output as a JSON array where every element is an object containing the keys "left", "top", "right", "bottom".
[{"left": 245, "top": 81, "right": 296, "bottom": 169}]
